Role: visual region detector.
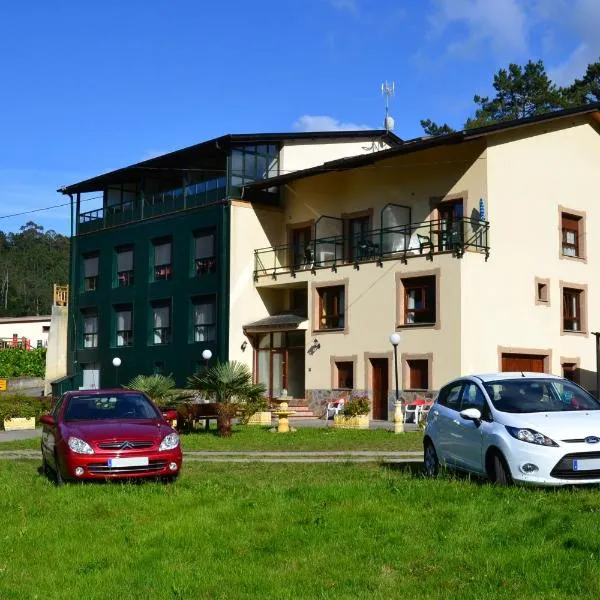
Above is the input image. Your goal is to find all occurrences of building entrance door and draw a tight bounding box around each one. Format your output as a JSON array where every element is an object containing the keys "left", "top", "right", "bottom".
[
  {"left": 370, "top": 358, "right": 389, "bottom": 420},
  {"left": 82, "top": 363, "right": 100, "bottom": 389}
]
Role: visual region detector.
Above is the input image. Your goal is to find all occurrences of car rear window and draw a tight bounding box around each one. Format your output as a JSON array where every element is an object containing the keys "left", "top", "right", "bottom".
[{"left": 64, "top": 393, "right": 160, "bottom": 421}]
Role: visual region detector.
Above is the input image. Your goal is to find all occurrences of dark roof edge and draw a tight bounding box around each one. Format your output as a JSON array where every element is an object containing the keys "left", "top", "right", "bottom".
[
  {"left": 243, "top": 102, "right": 600, "bottom": 192},
  {"left": 58, "top": 130, "right": 401, "bottom": 194}
]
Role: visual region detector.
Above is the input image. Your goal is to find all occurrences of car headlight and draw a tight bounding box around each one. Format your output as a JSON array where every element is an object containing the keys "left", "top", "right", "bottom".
[
  {"left": 159, "top": 433, "right": 180, "bottom": 451},
  {"left": 505, "top": 426, "right": 558, "bottom": 447},
  {"left": 67, "top": 437, "right": 94, "bottom": 454}
]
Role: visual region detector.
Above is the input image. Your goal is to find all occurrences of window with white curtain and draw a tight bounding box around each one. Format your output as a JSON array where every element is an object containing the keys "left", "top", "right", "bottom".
[
  {"left": 193, "top": 297, "right": 216, "bottom": 342},
  {"left": 153, "top": 240, "right": 172, "bottom": 280},
  {"left": 194, "top": 231, "right": 217, "bottom": 275},
  {"left": 82, "top": 310, "right": 98, "bottom": 348},
  {"left": 116, "top": 307, "right": 133, "bottom": 347},
  {"left": 152, "top": 302, "right": 171, "bottom": 344}
]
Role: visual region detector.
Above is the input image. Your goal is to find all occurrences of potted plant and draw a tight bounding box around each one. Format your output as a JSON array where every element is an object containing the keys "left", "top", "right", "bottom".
[
  {"left": 0, "top": 395, "right": 39, "bottom": 431},
  {"left": 187, "top": 361, "right": 267, "bottom": 437},
  {"left": 333, "top": 396, "right": 370, "bottom": 429}
]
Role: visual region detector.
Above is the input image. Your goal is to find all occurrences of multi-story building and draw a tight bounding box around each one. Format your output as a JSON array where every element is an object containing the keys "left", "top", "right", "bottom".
[
  {"left": 238, "top": 103, "right": 600, "bottom": 419},
  {"left": 56, "top": 130, "right": 399, "bottom": 391}
]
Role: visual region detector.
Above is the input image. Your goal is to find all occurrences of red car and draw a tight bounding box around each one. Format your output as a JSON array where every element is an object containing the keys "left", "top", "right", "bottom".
[{"left": 40, "top": 389, "right": 182, "bottom": 483}]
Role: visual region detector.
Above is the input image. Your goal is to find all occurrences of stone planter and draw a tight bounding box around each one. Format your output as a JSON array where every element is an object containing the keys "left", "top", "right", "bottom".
[
  {"left": 3, "top": 417, "right": 36, "bottom": 431},
  {"left": 333, "top": 414, "right": 369, "bottom": 429},
  {"left": 246, "top": 411, "right": 272, "bottom": 426}
]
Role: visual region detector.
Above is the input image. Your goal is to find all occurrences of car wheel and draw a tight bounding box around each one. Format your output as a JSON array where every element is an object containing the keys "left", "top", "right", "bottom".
[
  {"left": 423, "top": 441, "right": 439, "bottom": 477},
  {"left": 41, "top": 445, "right": 51, "bottom": 479},
  {"left": 53, "top": 452, "right": 64, "bottom": 487},
  {"left": 490, "top": 452, "right": 513, "bottom": 486}
]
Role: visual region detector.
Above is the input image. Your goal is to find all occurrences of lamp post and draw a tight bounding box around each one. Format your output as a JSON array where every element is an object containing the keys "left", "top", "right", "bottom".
[
  {"left": 202, "top": 349, "right": 212, "bottom": 372},
  {"left": 112, "top": 357, "right": 122, "bottom": 388},
  {"left": 592, "top": 332, "right": 600, "bottom": 399},
  {"left": 389, "top": 333, "right": 403, "bottom": 433}
]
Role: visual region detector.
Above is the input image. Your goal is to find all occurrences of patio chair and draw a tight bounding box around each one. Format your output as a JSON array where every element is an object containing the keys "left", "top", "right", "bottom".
[
  {"left": 416, "top": 234, "right": 434, "bottom": 255},
  {"left": 325, "top": 398, "right": 345, "bottom": 420}
]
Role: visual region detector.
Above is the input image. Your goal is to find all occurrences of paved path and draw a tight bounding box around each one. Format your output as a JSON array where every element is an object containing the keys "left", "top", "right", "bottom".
[{"left": 0, "top": 449, "right": 424, "bottom": 464}]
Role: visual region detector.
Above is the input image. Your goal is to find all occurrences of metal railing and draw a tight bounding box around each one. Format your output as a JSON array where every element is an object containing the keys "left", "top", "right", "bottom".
[{"left": 254, "top": 217, "right": 489, "bottom": 279}]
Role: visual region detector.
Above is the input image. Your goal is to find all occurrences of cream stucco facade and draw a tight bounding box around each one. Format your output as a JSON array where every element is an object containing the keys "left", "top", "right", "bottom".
[{"left": 230, "top": 112, "right": 600, "bottom": 418}]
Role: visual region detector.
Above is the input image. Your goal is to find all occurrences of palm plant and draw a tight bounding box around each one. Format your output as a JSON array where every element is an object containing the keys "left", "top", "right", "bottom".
[
  {"left": 123, "top": 374, "right": 177, "bottom": 406},
  {"left": 187, "top": 361, "right": 267, "bottom": 436}
]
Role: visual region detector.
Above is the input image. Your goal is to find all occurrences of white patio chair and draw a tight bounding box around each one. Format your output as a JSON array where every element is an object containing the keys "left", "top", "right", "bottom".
[{"left": 325, "top": 398, "right": 345, "bottom": 420}]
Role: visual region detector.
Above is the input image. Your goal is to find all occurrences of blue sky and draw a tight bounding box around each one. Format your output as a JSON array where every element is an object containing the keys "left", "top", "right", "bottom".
[{"left": 0, "top": 0, "right": 598, "bottom": 234}]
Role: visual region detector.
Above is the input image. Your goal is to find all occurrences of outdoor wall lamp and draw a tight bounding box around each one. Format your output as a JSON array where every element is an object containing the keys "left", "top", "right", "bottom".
[
  {"left": 241, "top": 340, "right": 248, "bottom": 351},
  {"left": 307, "top": 338, "right": 321, "bottom": 355}
]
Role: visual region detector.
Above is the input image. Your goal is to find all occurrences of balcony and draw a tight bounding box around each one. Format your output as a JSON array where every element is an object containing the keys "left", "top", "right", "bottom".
[
  {"left": 254, "top": 217, "right": 489, "bottom": 280},
  {"left": 78, "top": 177, "right": 227, "bottom": 234}
]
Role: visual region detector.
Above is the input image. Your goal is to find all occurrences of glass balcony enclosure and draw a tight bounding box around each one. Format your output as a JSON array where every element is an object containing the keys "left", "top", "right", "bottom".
[{"left": 77, "top": 142, "right": 280, "bottom": 234}]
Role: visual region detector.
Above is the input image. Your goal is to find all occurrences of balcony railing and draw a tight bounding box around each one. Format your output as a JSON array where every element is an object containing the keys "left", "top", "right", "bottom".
[
  {"left": 78, "top": 177, "right": 227, "bottom": 234},
  {"left": 254, "top": 218, "right": 489, "bottom": 280}
]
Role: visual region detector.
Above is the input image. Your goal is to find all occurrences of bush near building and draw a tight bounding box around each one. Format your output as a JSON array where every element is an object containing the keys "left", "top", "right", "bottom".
[{"left": 0, "top": 347, "right": 46, "bottom": 378}]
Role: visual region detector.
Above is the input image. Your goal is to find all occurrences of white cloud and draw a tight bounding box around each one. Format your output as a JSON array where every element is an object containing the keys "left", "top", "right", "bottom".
[
  {"left": 330, "top": 0, "right": 359, "bottom": 16},
  {"left": 428, "top": 0, "right": 529, "bottom": 58},
  {"left": 293, "top": 115, "right": 372, "bottom": 132}
]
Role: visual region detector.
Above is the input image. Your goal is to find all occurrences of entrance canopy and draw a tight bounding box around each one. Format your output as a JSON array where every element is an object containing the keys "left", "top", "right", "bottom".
[{"left": 243, "top": 312, "right": 308, "bottom": 334}]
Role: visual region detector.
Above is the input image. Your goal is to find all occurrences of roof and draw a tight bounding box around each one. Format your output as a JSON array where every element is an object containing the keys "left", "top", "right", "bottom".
[
  {"left": 243, "top": 312, "right": 307, "bottom": 331},
  {"left": 0, "top": 315, "right": 51, "bottom": 324},
  {"left": 244, "top": 102, "right": 600, "bottom": 192},
  {"left": 59, "top": 130, "right": 401, "bottom": 194}
]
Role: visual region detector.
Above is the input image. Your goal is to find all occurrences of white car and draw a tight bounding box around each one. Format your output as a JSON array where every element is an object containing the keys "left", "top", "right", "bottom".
[{"left": 423, "top": 372, "right": 600, "bottom": 486}]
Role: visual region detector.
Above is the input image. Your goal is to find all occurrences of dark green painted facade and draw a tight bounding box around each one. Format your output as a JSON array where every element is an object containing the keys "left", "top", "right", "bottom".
[{"left": 66, "top": 202, "right": 230, "bottom": 391}]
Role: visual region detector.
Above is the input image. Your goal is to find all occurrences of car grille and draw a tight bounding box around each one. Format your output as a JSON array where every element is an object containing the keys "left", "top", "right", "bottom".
[
  {"left": 87, "top": 460, "right": 167, "bottom": 475},
  {"left": 97, "top": 440, "right": 154, "bottom": 450},
  {"left": 551, "top": 452, "right": 600, "bottom": 480}
]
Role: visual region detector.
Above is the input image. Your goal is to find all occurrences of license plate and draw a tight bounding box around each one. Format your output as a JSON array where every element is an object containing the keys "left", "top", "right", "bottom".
[
  {"left": 572, "top": 459, "right": 600, "bottom": 471},
  {"left": 108, "top": 457, "right": 149, "bottom": 468}
]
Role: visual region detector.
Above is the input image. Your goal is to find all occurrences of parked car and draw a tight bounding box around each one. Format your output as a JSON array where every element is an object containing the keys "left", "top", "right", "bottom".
[
  {"left": 40, "top": 389, "right": 182, "bottom": 483},
  {"left": 423, "top": 372, "right": 600, "bottom": 486}
]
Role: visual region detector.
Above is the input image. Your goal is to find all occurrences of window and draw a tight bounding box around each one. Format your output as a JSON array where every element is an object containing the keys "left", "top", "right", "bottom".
[
  {"left": 194, "top": 230, "right": 217, "bottom": 276},
  {"left": 402, "top": 276, "right": 436, "bottom": 325},
  {"left": 229, "top": 144, "right": 279, "bottom": 195},
  {"left": 151, "top": 301, "right": 171, "bottom": 345},
  {"left": 436, "top": 383, "right": 463, "bottom": 410},
  {"left": 116, "top": 246, "right": 134, "bottom": 287},
  {"left": 153, "top": 239, "right": 172, "bottom": 280},
  {"left": 115, "top": 306, "right": 133, "bottom": 347},
  {"left": 407, "top": 359, "right": 429, "bottom": 389},
  {"left": 561, "top": 213, "right": 581, "bottom": 257},
  {"left": 461, "top": 383, "right": 486, "bottom": 412},
  {"left": 83, "top": 253, "right": 99, "bottom": 291},
  {"left": 192, "top": 297, "right": 216, "bottom": 342},
  {"left": 563, "top": 288, "right": 583, "bottom": 332},
  {"left": 336, "top": 361, "right": 354, "bottom": 389},
  {"left": 535, "top": 278, "right": 549, "bottom": 304},
  {"left": 346, "top": 215, "right": 370, "bottom": 261},
  {"left": 153, "top": 362, "right": 164, "bottom": 375},
  {"left": 317, "top": 285, "right": 345, "bottom": 330},
  {"left": 82, "top": 309, "right": 98, "bottom": 348},
  {"left": 562, "top": 362, "right": 579, "bottom": 383}
]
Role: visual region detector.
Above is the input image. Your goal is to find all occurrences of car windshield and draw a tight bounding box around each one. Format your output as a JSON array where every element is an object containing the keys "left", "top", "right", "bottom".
[
  {"left": 64, "top": 393, "right": 160, "bottom": 421},
  {"left": 484, "top": 379, "right": 600, "bottom": 413}
]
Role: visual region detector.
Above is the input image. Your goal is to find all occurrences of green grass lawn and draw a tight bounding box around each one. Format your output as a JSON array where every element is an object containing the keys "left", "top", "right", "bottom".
[
  {"left": 0, "top": 426, "right": 424, "bottom": 452},
  {"left": 1, "top": 460, "right": 600, "bottom": 599}
]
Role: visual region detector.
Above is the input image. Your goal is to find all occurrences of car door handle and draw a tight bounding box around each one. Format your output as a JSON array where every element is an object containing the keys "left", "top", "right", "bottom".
[
  {"left": 433, "top": 410, "right": 439, "bottom": 416},
  {"left": 453, "top": 419, "right": 461, "bottom": 425}
]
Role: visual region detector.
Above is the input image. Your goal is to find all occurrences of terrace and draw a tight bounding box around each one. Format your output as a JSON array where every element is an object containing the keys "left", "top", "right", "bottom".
[{"left": 254, "top": 216, "right": 489, "bottom": 280}]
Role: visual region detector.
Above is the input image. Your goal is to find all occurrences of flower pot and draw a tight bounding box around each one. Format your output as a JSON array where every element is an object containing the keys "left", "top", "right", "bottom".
[
  {"left": 3, "top": 417, "right": 36, "bottom": 431},
  {"left": 333, "top": 414, "right": 369, "bottom": 429},
  {"left": 246, "top": 411, "right": 272, "bottom": 426}
]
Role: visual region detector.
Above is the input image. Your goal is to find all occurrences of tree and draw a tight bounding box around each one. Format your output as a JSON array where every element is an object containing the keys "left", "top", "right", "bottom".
[
  {"left": 419, "top": 119, "right": 456, "bottom": 136},
  {"left": 123, "top": 374, "right": 177, "bottom": 405},
  {"left": 419, "top": 58, "right": 600, "bottom": 135},
  {"left": 567, "top": 59, "right": 600, "bottom": 104},
  {"left": 187, "top": 361, "right": 267, "bottom": 437},
  {"left": 465, "top": 60, "right": 565, "bottom": 129}
]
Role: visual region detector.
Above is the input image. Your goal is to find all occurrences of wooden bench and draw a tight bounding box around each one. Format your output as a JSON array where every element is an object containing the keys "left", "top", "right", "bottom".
[{"left": 176, "top": 402, "right": 219, "bottom": 432}]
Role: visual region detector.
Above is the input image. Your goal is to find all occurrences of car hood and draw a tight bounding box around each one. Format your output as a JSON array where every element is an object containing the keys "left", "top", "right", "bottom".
[
  {"left": 495, "top": 410, "right": 600, "bottom": 441},
  {"left": 61, "top": 419, "right": 172, "bottom": 443}
]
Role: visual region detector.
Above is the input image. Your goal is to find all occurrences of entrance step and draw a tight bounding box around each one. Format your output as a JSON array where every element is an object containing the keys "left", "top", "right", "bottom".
[{"left": 272, "top": 400, "right": 319, "bottom": 420}]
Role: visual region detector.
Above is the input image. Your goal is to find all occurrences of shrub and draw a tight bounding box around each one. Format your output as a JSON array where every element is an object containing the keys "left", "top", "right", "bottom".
[
  {"left": 0, "top": 348, "right": 46, "bottom": 378},
  {"left": 342, "top": 397, "right": 370, "bottom": 417},
  {"left": 0, "top": 394, "right": 47, "bottom": 425},
  {"left": 238, "top": 396, "right": 270, "bottom": 424},
  {"left": 123, "top": 374, "right": 176, "bottom": 405}
]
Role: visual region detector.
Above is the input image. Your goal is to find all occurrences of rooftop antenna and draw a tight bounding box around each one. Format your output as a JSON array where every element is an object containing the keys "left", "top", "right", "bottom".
[{"left": 381, "top": 81, "right": 395, "bottom": 132}]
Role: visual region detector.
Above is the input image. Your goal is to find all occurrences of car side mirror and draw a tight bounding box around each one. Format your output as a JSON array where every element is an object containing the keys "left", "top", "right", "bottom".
[
  {"left": 40, "top": 414, "right": 55, "bottom": 426},
  {"left": 460, "top": 408, "right": 482, "bottom": 424},
  {"left": 162, "top": 410, "right": 177, "bottom": 422}
]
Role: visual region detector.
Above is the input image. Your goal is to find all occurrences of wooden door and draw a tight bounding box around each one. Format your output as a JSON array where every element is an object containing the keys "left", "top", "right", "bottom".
[
  {"left": 437, "top": 200, "right": 464, "bottom": 251},
  {"left": 291, "top": 227, "right": 312, "bottom": 270},
  {"left": 501, "top": 353, "right": 545, "bottom": 373},
  {"left": 371, "top": 358, "right": 389, "bottom": 420}
]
